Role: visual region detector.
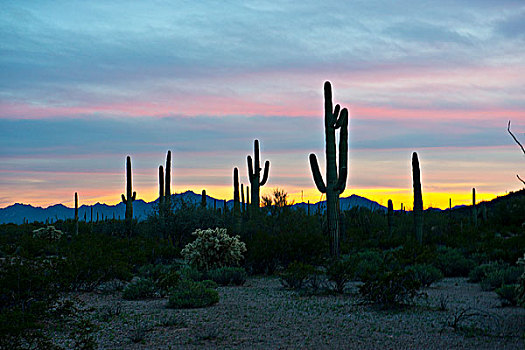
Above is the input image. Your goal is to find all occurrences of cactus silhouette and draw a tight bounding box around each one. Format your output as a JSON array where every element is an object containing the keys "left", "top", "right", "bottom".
[
  {"left": 472, "top": 188, "right": 477, "bottom": 226},
  {"left": 309, "top": 81, "right": 348, "bottom": 257},
  {"left": 247, "top": 140, "right": 270, "bottom": 210},
  {"left": 165, "top": 150, "right": 171, "bottom": 206},
  {"left": 158, "top": 165, "right": 164, "bottom": 206},
  {"left": 121, "top": 155, "right": 136, "bottom": 222},
  {"left": 387, "top": 199, "right": 393, "bottom": 237},
  {"left": 74, "top": 192, "right": 79, "bottom": 235},
  {"left": 412, "top": 152, "right": 423, "bottom": 244},
  {"left": 233, "top": 168, "right": 240, "bottom": 214},
  {"left": 202, "top": 189, "right": 207, "bottom": 208},
  {"left": 241, "top": 183, "right": 245, "bottom": 213}
]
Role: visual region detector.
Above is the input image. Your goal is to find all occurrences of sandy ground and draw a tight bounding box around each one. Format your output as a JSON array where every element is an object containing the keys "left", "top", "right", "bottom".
[{"left": 50, "top": 277, "right": 524, "bottom": 349}]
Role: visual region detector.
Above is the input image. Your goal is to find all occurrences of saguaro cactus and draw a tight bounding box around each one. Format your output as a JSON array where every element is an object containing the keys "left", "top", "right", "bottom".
[
  {"left": 412, "top": 152, "right": 423, "bottom": 244},
  {"left": 159, "top": 165, "right": 164, "bottom": 206},
  {"left": 241, "top": 184, "right": 245, "bottom": 213},
  {"left": 247, "top": 140, "right": 270, "bottom": 210},
  {"left": 74, "top": 192, "right": 79, "bottom": 235},
  {"left": 233, "top": 168, "right": 241, "bottom": 214},
  {"left": 121, "top": 155, "right": 136, "bottom": 222},
  {"left": 472, "top": 188, "right": 477, "bottom": 226},
  {"left": 309, "top": 81, "right": 348, "bottom": 257},
  {"left": 387, "top": 199, "right": 393, "bottom": 237},
  {"left": 165, "top": 150, "right": 171, "bottom": 206},
  {"left": 201, "top": 189, "right": 207, "bottom": 208}
]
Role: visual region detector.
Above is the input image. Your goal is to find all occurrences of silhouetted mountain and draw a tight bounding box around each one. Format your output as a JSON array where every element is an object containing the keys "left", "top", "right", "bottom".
[{"left": 0, "top": 191, "right": 387, "bottom": 224}]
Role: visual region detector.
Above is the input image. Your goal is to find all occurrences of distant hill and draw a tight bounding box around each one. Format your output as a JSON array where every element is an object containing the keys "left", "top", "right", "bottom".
[{"left": 0, "top": 191, "right": 387, "bottom": 224}]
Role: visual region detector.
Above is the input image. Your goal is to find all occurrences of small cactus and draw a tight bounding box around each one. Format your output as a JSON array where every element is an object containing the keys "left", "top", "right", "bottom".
[{"left": 202, "top": 189, "right": 207, "bottom": 208}]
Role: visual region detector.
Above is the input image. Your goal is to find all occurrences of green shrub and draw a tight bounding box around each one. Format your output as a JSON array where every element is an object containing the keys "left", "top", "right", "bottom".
[
  {"left": 122, "top": 278, "right": 156, "bottom": 300},
  {"left": 138, "top": 263, "right": 181, "bottom": 294},
  {"left": 353, "top": 250, "right": 384, "bottom": 281},
  {"left": 279, "top": 262, "right": 316, "bottom": 290},
  {"left": 480, "top": 265, "right": 522, "bottom": 291},
  {"left": 167, "top": 280, "right": 219, "bottom": 309},
  {"left": 207, "top": 267, "right": 247, "bottom": 286},
  {"left": 517, "top": 253, "right": 525, "bottom": 307},
  {"left": 359, "top": 269, "right": 422, "bottom": 307},
  {"left": 433, "top": 247, "right": 475, "bottom": 277},
  {"left": 181, "top": 228, "right": 246, "bottom": 271},
  {"left": 468, "top": 262, "right": 501, "bottom": 283},
  {"left": 201, "top": 280, "right": 219, "bottom": 289},
  {"left": 495, "top": 284, "right": 518, "bottom": 306},
  {"left": 179, "top": 265, "right": 206, "bottom": 282},
  {"left": 406, "top": 264, "right": 443, "bottom": 287},
  {"left": 326, "top": 258, "right": 354, "bottom": 293}
]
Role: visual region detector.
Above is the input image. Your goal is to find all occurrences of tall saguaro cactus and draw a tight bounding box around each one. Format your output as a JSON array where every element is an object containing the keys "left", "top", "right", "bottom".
[
  {"left": 247, "top": 140, "right": 270, "bottom": 210},
  {"left": 309, "top": 81, "right": 348, "bottom": 257},
  {"left": 158, "top": 165, "right": 164, "bottom": 206},
  {"left": 412, "top": 152, "right": 423, "bottom": 244},
  {"left": 472, "top": 188, "right": 477, "bottom": 226},
  {"left": 233, "top": 168, "right": 241, "bottom": 214},
  {"left": 201, "top": 189, "right": 207, "bottom": 208},
  {"left": 74, "top": 192, "right": 79, "bottom": 235},
  {"left": 121, "top": 155, "right": 136, "bottom": 222},
  {"left": 387, "top": 199, "right": 393, "bottom": 237},
  {"left": 165, "top": 150, "right": 171, "bottom": 207}
]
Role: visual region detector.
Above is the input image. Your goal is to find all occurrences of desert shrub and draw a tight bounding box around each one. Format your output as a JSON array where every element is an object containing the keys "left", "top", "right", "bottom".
[
  {"left": 179, "top": 265, "right": 206, "bottom": 282},
  {"left": 495, "top": 285, "right": 518, "bottom": 306},
  {"left": 359, "top": 269, "right": 422, "bottom": 307},
  {"left": 517, "top": 253, "right": 525, "bottom": 307},
  {"left": 468, "top": 262, "right": 502, "bottom": 283},
  {"left": 122, "top": 277, "right": 156, "bottom": 300},
  {"left": 207, "top": 267, "right": 247, "bottom": 286},
  {"left": 201, "top": 280, "right": 219, "bottom": 289},
  {"left": 406, "top": 264, "right": 443, "bottom": 287},
  {"left": 326, "top": 258, "right": 354, "bottom": 293},
  {"left": 167, "top": 280, "right": 219, "bottom": 309},
  {"left": 181, "top": 228, "right": 246, "bottom": 271},
  {"left": 480, "top": 265, "right": 522, "bottom": 291},
  {"left": 138, "top": 264, "right": 181, "bottom": 294},
  {"left": 279, "top": 261, "right": 317, "bottom": 290},
  {"left": 0, "top": 255, "right": 66, "bottom": 348},
  {"left": 244, "top": 230, "right": 327, "bottom": 275},
  {"left": 433, "top": 247, "right": 475, "bottom": 277},
  {"left": 353, "top": 250, "right": 384, "bottom": 281},
  {"left": 32, "top": 225, "right": 64, "bottom": 240}
]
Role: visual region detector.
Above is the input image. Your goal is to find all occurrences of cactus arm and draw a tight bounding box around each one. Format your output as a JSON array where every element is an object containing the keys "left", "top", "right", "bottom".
[
  {"left": 247, "top": 155, "right": 254, "bottom": 180},
  {"left": 336, "top": 108, "right": 348, "bottom": 193},
  {"left": 165, "top": 150, "right": 171, "bottom": 198},
  {"left": 324, "top": 81, "right": 339, "bottom": 127},
  {"left": 132, "top": 191, "right": 136, "bottom": 201},
  {"left": 158, "top": 165, "right": 164, "bottom": 203},
  {"left": 335, "top": 166, "right": 347, "bottom": 193},
  {"left": 121, "top": 194, "right": 126, "bottom": 203},
  {"left": 260, "top": 160, "right": 270, "bottom": 186},
  {"left": 309, "top": 153, "right": 327, "bottom": 193}
]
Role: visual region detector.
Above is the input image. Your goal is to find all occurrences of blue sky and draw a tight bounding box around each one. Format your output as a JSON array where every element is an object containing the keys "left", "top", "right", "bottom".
[{"left": 1, "top": 0, "right": 524, "bottom": 208}]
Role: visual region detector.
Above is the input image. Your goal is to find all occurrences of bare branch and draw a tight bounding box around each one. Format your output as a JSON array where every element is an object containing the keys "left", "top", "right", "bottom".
[
  {"left": 517, "top": 174, "right": 525, "bottom": 186},
  {"left": 508, "top": 120, "right": 525, "bottom": 155}
]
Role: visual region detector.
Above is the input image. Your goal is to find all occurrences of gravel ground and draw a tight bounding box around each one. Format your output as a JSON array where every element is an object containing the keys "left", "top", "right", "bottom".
[{"left": 52, "top": 277, "right": 524, "bottom": 349}]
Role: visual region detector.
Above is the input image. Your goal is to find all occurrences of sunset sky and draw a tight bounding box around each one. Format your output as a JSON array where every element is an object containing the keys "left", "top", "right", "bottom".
[{"left": 1, "top": 0, "right": 524, "bottom": 209}]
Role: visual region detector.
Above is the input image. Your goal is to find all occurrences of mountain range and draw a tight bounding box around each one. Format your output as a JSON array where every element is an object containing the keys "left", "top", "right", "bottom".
[{"left": 0, "top": 191, "right": 388, "bottom": 225}]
